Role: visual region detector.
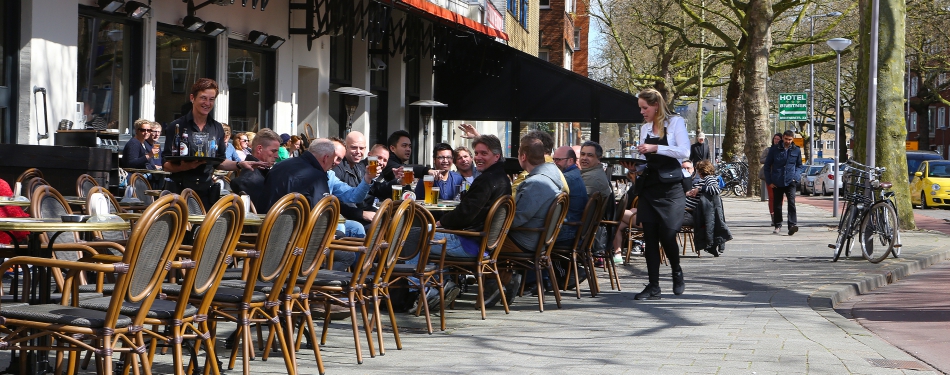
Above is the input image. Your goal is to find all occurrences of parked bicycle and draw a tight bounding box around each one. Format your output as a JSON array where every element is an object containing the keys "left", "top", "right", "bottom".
[
  {"left": 830, "top": 160, "right": 902, "bottom": 263},
  {"left": 717, "top": 161, "right": 748, "bottom": 196}
]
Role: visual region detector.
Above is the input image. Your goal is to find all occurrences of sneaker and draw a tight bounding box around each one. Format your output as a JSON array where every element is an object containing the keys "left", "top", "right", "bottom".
[
  {"left": 482, "top": 279, "right": 502, "bottom": 308},
  {"left": 594, "top": 258, "right": 605, "bottom": 268},
  {"left": 772, "top": 227, "right": 780, "bottom": 234},
  {"left": 672, "top": 270, "right": 685, "bottom": 295},
  {"left": 409, "top": 287, "right": 440, "bottom": 315},
  {"left": 503, "top": 273, "right": 522, "bottom": 305},
  {"left": 443, "top": 281, "right": 461, "bottom": 307},
  {"left": 788, "top": 225, "right": 799, "bottom": 236},
  {"left": 612, "top": 254, "right": 624, "bottom": 264}
]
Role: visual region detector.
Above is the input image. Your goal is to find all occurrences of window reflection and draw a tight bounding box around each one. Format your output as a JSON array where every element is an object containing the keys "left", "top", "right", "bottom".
[
  {"left": 155, "top": 28, "right": 212, "bottom": 125},
  {"left": 227, "top": 48, "right": 267, "bottom": 132},
  {"left": 78, "top": 16, "right": 130, "bottom": 132}
]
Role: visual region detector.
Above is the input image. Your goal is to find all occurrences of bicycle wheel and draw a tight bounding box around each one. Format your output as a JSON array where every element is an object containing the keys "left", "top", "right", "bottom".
[
  {"left": 888, "top": 201, "right": 902, "bottom": 258},
  {"left": 860, "top": 201, "right": 899, "bottom": 263},
  {"left": 833, "top": 204, "right": 857, "bottom": 261}
]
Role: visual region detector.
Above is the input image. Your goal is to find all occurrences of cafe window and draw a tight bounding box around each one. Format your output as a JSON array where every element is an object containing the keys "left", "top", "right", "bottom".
[
  {"left": 154, "top": 25, "right": 216, "bottom": 126},
  {"left": 227, "top": 44, "right": 275, "bottom": 132},
  {"left": 77, "top": 9, "right": 143, "bottom": 134}
]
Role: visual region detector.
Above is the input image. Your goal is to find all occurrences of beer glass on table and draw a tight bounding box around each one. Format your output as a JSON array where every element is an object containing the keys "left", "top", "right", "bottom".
[
  {"left": 423, "top": 176, "right": 434, "bottom": 204},
  {"left": 391, "top": 185, "right": 403, "bottom": 201},
  {"left": 429, "top": 186, "right": 440, "bottom": 205},
  {"left": 402, "top": 166, "right": 414, "bottom": 186}
]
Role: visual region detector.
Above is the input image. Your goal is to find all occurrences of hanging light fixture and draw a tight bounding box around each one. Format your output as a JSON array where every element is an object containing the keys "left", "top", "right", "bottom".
[
  {"left": 264, "top": 35, "right": 285, "bottom": 49},
  {"left": 124, "top": 1, "right": 150, "bottom": 19}
]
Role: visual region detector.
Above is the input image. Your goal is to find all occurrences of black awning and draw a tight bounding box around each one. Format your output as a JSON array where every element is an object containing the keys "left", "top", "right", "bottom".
[{"left": 434, "top": 43, "right": 643, "bottom": 124}]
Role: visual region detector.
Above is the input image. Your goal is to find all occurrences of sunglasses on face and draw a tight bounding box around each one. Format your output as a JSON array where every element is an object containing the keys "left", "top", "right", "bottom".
[{"left": 137, "top": 128, "right": 149, "bottom": 132}]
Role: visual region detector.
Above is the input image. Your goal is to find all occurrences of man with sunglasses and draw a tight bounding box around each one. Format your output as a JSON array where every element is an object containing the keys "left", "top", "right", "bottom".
[{"left": 121, "top": 118, "right": 154, "bottom": 169}]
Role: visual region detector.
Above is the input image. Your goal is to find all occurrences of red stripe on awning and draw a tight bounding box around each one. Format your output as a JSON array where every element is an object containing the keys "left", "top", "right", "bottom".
[{"left": 399, "top": 0, "right": 509, "bottom": 41}]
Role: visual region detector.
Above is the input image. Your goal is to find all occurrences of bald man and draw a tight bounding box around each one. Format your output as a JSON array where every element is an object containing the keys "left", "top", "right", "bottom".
[{"left": 332, "top": 133, "right": 400, "bottom": 225}]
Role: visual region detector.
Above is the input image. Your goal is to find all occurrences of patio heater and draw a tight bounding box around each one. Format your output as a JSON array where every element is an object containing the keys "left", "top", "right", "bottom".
[
  {"left": 827, "top": 37, "right": 852, "bottom": 218},
  {"left": 410, "top": 99, "right": 448, "bottom": 163},
  {"left": 333, "top": 87, "right": 375, "bottom": 136}
]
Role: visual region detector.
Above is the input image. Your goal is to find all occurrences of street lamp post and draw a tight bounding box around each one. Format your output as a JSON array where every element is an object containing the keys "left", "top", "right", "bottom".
[
  {"left": 828, "top": 37, "right": 852, "bottom": 218},
  {"left": 808, "top": 12, "right": 842, "bottom": 166}
]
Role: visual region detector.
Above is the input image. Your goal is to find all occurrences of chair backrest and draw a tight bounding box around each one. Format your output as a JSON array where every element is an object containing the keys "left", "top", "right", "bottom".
[
  {"left": 30, "top": 185, "right": 80, "bottom": 248},
  {"left": 128, "top": 173, "right": 153, "bottom": 204},
  {"left": 26, "top": 177, "right": 50, "bottom": 199},
  {"left": 292, "top": 195, "right": 340, "bottom": 291},
  {"left": 179, "top": 194, "right": 244, "bottom": 315},
  {"left": 180, "top": 188, "right": 206, "bottom": 215},
  {"left": 371, "top": 199, "right": 415, "bottom": 285},
  {"left": 16, "top": 168, "right": 43, "bottom": 184},
  {"left": 481, "top": 195, "right": 517, "bottom": 260},
  {"left": 85, "top": 186, "right": 129, "bottom": 244},
  {"left": 76, "top": 174, "right": 100, "bottom": 198},
  {"left": 538, "top": 192, "right": 570, "bottom": 256},
  {"left": 572, "top": 192, "right": 606, "bottom": 252},
  {"left": 253, "top": 193, "right": 309, "bottom": 286},
  {"left": 398, "top": 203, "right": 437, "bottom": 262},
  {"left": 107, "top": 194, "right": 188, "bottom": 327},
  {"left": 362, "top": 198, "right": 393, "bottom": 251}
]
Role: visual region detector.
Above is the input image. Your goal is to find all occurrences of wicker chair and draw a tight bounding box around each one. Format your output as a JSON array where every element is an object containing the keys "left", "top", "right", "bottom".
[
  {"left": 362, "top": 199, "right": 414, "bottom": 356},
  {"left": 622, "top": 196, "right": 644, "bottom": 265},
  {"left": 127, "top": 173, "right": 153, "bottom": 205},
  {"left": 498, "top": 192, "right": 569, "bottom": 312},
  {"left": 76, "top": 174, "right": 100, "bottom": 199},
  {"left": 433, "top": 195, "right": 516, "bottom": 320},
  {"left": 15, "top": 168, "right": 43, "bottom": 185},
  {"left": 180, "top": 188, "right": 206, "bottom": 216},
  {"left": 311, "top": 199, "right": 393, "bottom": 364},
  {"left": 284, "top": 196, "right": 340, "bottom": 375},
  {"left": 388, "top": 203, "right": 447, "bottom": 332},
  {"left": 595, "top": 192, "right": 623, "bottom": 292},
  {"left": 550, "top": 192, "right": 606, "bottom": 299},
  {"left": 210, "top": 193, "right": 308, "bottom": 375},
  {"left": 30, "top": 186, "right": 126, "bottom": 293},
  {"left": 0, "top": 193, "right": 188, "bottom": 375},
  {"left": 116, "top": 193, "right": 244, "bottom": 375},
  {"left": 25, "top": 177, "right": 49, "bottom": 200},
  {"left": 84, "top": 186, "right": 129, "bottom": 245}
]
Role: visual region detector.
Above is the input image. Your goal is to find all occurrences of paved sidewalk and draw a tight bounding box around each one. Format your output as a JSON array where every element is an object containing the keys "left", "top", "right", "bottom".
[{"left": 10, "top": 196, "right": 948, "bottom": 374}]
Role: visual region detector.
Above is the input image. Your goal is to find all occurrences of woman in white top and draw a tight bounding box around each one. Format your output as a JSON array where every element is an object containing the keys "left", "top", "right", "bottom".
[{"left": 632, "top": 88, "right": 690, "bottom": 300}]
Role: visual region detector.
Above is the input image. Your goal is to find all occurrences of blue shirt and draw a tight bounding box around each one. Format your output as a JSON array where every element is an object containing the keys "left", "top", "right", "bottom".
[
  {"left": 558, "top": 164, "right": 588, "bottom": 242},
  {"left": 414, "top": 171, "right": 465, "bottom": 201},
  {"left": 326, "top": 170, "right": 373, "bottom": 204},
  {"left": 225, "top": 143, "right": 241, "bottom": 162}
]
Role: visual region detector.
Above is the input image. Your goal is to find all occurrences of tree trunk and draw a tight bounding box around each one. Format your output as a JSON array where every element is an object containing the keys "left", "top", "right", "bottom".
[
  {"left": 721, "top": 66, "right": 745, "bottom": 162},
  {"left": 741, "top": 0, "right": 772, "bottom": 197},
  {"left": 853, "top": 0, "right": 914, "bottom": 229}
]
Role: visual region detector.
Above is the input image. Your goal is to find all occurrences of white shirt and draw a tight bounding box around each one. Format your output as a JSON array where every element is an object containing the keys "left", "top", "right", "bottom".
[{"left": 638, "top": 116, "right": 690, "bottom": 161}]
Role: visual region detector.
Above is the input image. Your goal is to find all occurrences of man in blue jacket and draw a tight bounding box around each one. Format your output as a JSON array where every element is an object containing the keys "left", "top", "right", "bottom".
[{"left": 764, "top": 130, "right": 804, "bottom": 235}]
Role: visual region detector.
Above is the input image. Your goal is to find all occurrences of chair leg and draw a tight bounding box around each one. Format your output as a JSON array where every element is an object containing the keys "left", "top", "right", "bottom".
[
  {"left": 299, "top": 299, "right": 325, "bottom": 375},
  {"left": 475, "top": 272, "right": 487, "bottom": 320},
  {"left": 383, "top": 290, "right": 403, "bottom": 349},
  {"left": 358, "top": 295, "right": 376, "bottom": 358},
  {"left": 546, "top": 262, "right": 563, "bottom": 308},
  {"left": 534, "top": 264, "right": 545, "bottom": 312},
  {"left": 271, "top": 314, "right": 297, "bottom": 375},
  {"left": 347, "top": 293, "right": 364, "bottom": 364},
  {"left": 370, "top": 290, "right": 386, "bottom": 356},
  {"left": 493, "top": 270, "right": 510, "bottom": 314}
]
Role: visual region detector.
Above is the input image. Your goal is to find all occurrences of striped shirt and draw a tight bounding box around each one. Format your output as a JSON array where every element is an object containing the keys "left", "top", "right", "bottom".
[{"left": 685, "top": 175, "right": 721, "bottom": 211}]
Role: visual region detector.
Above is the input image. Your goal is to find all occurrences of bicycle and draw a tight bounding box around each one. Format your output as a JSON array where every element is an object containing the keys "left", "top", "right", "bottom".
[{"left": 829, "top": 160, "right": 902, "bottom": 263}]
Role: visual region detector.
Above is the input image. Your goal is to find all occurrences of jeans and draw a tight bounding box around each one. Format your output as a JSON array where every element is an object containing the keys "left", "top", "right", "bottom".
[
  {"left": 340, "top": 220, "right": 365, "bottom": 238},
  {"left": 771, "top": 184, "right": 797, "bottom": 227}
]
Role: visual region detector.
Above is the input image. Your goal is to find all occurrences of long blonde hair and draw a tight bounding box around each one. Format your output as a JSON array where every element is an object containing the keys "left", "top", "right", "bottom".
[{"left": 638, "top": 88, "right": 674, "bottom": 138}]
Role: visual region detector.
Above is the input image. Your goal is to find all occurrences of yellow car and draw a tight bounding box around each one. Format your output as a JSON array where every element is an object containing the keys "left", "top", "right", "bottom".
[{"left": 910, "top": 160, "right": 950, "bottom": 209}]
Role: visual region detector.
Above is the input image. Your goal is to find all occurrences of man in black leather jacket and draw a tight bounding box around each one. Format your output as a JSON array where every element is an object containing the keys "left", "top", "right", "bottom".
[{"left": 437, "top": 135, "right": 512, "bottom": 232}]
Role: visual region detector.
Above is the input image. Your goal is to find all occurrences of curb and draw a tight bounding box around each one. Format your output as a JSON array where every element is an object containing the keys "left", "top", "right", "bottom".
[{"left": 808, "top": 245, "right": 950, "bottom": 310}]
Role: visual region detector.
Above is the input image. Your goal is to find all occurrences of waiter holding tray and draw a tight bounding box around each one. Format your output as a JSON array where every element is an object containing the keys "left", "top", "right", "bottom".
[{"left": 162, "top": 78, "right": 264, "bottom": 210}]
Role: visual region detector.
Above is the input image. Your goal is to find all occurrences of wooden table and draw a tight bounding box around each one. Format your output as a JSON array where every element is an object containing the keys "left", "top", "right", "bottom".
[{"left": 0, "top": 217, "right": 130, "bottom": 375}]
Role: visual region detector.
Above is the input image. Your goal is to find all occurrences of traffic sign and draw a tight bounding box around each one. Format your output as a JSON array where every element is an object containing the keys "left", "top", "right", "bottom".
[{"left": 778, "top": 93, "right": 808, "bottom": 121}]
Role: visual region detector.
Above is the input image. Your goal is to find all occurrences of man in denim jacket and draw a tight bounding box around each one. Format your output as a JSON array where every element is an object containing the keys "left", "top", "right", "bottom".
[{"left": 764, "top": 130, "right": 804, "bottom": 235}]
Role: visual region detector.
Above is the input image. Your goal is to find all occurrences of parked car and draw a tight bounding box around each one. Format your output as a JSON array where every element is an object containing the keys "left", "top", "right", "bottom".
[
  {"left": 799, "top": 164, "right": 825, "bottom": 194},
  {"left": 814, "top": 163, "right": 845, "bottom": 196},
  {"left": 910, "top": 160, "right": 950, "bottom": 209},
  {"left": 906, "top": 150, "right": 943, "bottom": 183}
]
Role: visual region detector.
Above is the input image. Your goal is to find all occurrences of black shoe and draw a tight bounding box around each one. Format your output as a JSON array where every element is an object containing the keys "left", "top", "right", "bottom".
[
  {"left": 788, "top": 225, "right": 799, "bottom": 236},
  {"left": 502, "top": 273, "right": 522, "bottom": 305},
  {"left": 566, "top": 267, "right": 588, "bottom": 291},
  {"left": 634, "top": 284, "right": 661, "bottom": 300},
  {"left": 482, "top": 279, "right": 502, "bottom": 308},
  {"left": 443, "top": 281, "right": 461, "bottom": 307},
  {"left": 672, "top": 271, "right": 685, "bottom": 295}
]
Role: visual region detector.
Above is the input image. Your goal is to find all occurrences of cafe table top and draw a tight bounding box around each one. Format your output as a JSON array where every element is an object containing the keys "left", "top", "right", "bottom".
[
  {"left": 123, "top": 168, "right": 171, "bottom": 175},
  {"left": 420, "top": 200, "right": 460, "bottom": 211},
  {"left": 117, "top": 212, "right": 264, "bottom": 226},
  {"left": 0, "top": 199, "right": 30, "bottom": 207},
  {"left": 0, "top": 217, "right": 130, "bottom": 232}
]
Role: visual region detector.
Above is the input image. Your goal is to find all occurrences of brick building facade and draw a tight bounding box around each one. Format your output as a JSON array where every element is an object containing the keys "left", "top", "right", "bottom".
[{"left": 538, "top": 0, "right": 588, "bottom": 76}]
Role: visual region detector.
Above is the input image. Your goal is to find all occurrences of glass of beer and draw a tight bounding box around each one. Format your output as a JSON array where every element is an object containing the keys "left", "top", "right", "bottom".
[
  {"left": 402, "top": 166, "right": 414, "bottom": 186},
  {"left": 392, "top": 185, "right": 403, "bottom": 201},
  {"left": 367, "top": 156, "right": 378, "bottom": 178},
  {"left": 429, "top": 186, "right": 440, "bottom": 205},
  {"left": 423, "top": 176, "right": 434, "bottom": 203}
]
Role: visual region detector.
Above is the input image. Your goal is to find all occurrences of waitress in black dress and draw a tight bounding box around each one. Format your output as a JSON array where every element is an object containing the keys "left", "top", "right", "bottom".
[{"left": 632, "top": 88, "right": 691, "bottom": 300}]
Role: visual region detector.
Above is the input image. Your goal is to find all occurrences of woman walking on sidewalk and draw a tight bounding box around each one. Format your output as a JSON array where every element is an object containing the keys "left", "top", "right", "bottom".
[
  {"left": 631, "top": 88, "right": 689, "bottom": 300},
  {"left": 760, "top": 133, "right": 782, "bottom": 217}
]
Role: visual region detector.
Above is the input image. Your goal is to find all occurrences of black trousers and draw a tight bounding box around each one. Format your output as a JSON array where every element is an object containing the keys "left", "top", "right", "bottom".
[
  {"left": 642, "top": 220, "right": 681, "bottom": 286},
  {"left": 771, "top": 184, "right": 797, "bottom": 227}
]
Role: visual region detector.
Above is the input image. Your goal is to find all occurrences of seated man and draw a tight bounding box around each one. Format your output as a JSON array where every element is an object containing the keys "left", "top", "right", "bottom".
[
  {"left": 497, "top": 134, "right": 565, "bottom": 302},
  {"left": 331, "top": 132, "right": 401, "bottom": 227},
  {"left": 553, "top": 146, "right": 589, "bottom": 246},
  {"left": 578, "top": 141, "right": 613, "bottom": 199},
  {"left": 262, "top": 138, "right": 381, "bottom": 269},
  {"left": 230, "top": 128, "right": 281, "bottom": 212},
  {"left": 406, "top": 135, "right": 512, "bottom": 310},
  {"left": 414, "top": 143, "right": 464, "bottom": 201}
]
